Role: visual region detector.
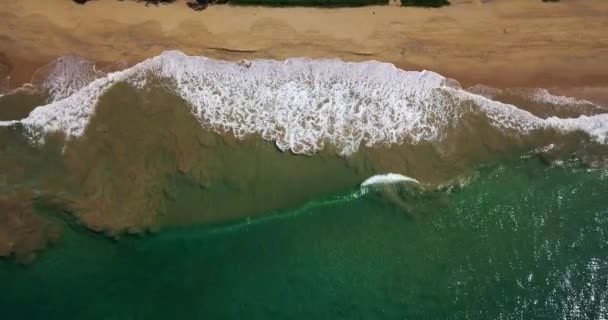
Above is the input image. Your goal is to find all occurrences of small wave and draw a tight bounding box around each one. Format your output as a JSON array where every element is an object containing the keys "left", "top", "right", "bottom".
[
  {"left": 466, "top": 84, "right": 502, "bottom": 99},
  {"left": 466, "top": 85, "right": 602, "bottom": 108},
  {"left": 527, "top": 88, "right": 598, "bottom": 107},
  {"left": 360, "top": 173, "right": 420, "bottom": 188},
  {"left": 5, "top": 50, "right": 608, "bottom": 154},
  {"left": 205, "top": 189, "right": 366, "bottom": 236}
]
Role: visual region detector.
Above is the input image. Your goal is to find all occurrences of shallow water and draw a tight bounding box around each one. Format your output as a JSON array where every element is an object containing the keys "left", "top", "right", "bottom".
[
  {"left": 1, "top": 156, "right": 607, "bottom": 319},
  {"left": 0, "top": 90, "right": 46, "bottom": 121}
]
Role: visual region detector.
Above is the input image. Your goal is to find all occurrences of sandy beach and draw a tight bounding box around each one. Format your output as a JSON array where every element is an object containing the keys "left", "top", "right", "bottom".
[{"left": 0, "top": 0, "right": 607, "bottom": 94}]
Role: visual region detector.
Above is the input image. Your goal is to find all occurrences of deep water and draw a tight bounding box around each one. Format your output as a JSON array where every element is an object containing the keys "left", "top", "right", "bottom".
[{"left": 1, "top": 155, "right": 607, "bottom": 319}]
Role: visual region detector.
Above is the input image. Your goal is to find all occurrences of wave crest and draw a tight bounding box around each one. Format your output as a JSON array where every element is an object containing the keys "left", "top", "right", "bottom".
[{"left": 361, "top": 173, "right": 420, "bottom": 188}]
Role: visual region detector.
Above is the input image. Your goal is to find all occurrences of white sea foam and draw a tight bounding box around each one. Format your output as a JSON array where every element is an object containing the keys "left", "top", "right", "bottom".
[
  {"left": 0, "top": 120, "right": 20, "bottom": 127},
  {"left": 451, "top": 88, "right": 608, "bottom": 144},
  {"left": 519, "top": 88, "right": 598, "bottom": 107},
  {"left": 360, "top": 173, "right": 420, "bottom": 188},
  {"left": 5, "top": 50, "right": 608, "bottom": 154},
  {"left": 31, "top": 54, "right": 105, "bottom": 102},
  {"left": 466, "top": 84, "right": 503, "bottom": 99},
  {"left": 467, "top": 85, "right": 602, "bottom": 108}
]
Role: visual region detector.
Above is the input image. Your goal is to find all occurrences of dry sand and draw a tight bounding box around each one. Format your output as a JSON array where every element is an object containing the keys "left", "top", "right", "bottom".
[{"left": 0, "top": 0, "right": 607, "bottom": 92}]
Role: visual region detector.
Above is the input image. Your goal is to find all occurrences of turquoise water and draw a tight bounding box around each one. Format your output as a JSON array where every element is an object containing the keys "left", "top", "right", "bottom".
[{"left": 1, "top": 155, "right": 607, "bottom": 319}]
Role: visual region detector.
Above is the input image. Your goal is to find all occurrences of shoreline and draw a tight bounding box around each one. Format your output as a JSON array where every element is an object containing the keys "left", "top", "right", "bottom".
[
  {"left": 1, "top": 0, "right": 608, "bottom": 91},
  {"left": 1, "top": 0, "right": 608, "bottom": 261}
]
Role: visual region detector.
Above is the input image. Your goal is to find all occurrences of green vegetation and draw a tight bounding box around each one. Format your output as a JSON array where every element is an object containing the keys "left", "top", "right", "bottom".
[
  {"left": 402, "top": 0, "right": 449, "bottom": 7},
  {"left": 227, "top": 0, "right": 386, "bottom": 6}
]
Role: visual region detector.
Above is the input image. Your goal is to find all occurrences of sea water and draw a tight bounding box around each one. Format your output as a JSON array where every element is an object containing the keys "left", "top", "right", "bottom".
[
  {"left": 1, "top": 156, "right": 607, "bottom": 319},
  {"left": 0, "top": 51, "right": 607, "bottom": 319}
]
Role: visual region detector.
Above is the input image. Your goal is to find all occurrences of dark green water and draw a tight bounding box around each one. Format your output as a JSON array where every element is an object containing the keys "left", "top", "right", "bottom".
[{"left": 1, "top": 155, "right": 607, "bottom": 319}]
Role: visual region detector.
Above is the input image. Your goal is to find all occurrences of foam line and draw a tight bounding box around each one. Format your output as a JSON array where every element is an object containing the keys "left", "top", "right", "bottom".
[{"left": 0, "top": 120, "right": 20, "bottom": 127}]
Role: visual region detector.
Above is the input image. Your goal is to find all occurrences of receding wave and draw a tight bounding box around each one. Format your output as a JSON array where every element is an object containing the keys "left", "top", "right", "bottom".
[
  {"left": 30, "top": 54, "right": 105, "bottom": 103},
  {"left": 467, "top": 85, "right": 602, "bottom": 107},
  {"left": 1, "top": 50, "right": 608, "bottom": 155}
]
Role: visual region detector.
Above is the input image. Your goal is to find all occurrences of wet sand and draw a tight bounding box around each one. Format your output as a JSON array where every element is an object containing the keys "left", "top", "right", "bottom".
[{"left": 1, "top": 0, "right": 608, "bottom": 90}]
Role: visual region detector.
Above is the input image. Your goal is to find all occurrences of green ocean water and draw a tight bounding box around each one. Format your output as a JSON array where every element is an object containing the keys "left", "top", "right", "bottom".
[{"left": 1, "top": 154, "right": 607, "bottom": 319}]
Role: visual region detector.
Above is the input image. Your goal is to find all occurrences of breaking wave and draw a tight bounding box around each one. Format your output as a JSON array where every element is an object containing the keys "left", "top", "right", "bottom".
[
  {"left": 360, "top": 173, "right": 420, "bottom": 188},
  {"left": 1, "top": 50, "right": 608, "bottom": 155}
]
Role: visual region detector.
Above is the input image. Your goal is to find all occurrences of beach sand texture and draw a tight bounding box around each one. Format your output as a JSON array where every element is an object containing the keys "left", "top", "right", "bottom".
[{"left": 0, "top": 0, "right": 607, "bottom": 92}]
